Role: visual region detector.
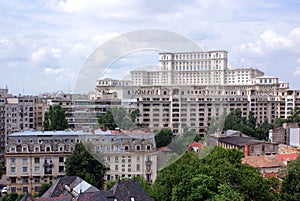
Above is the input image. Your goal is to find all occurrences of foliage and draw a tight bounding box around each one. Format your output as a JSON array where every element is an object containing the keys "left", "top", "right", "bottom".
[
  {"left": 129, "top": 108, "right": 140, "bottom": 122},
  {"left": 65, "top": 142, "right": 107, "bottom": 189},
  {"left": 280, "top": 156, "right": 300, "bottom": 200},
  {"left": 151, "top": 146, "right": 279, "bottom": 201},
  {"left": 98, "top": 107, "right": 135, "bottom": 130},
  {"left": 0, "top": 193, "right": 19, "bottom": 201},
  {"left": 168, "top": 129, "right": 196, "bottom": 155},
  {"left": 275, "top": 108, "right": 300, "bottom": 127},
  {"left": 155, "top": 129, "right": 173, "bottom": 148},
  {"left": 209, "top": 183, "right": 244, "bottom": 201},
  {"left": 224, "top": 109, "right": 274, "bottom": 140},
  {"left": 105, "top": 180, "right": 117, "bottom": 191},
  {"left": 37, "top": 183, "right": 52, "bottom": 197},
  {"left": 43, "top": 104, "right": 68, "bottom": 131}
]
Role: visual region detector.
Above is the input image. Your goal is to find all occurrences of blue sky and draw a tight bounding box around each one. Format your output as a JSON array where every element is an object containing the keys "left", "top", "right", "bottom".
[{"left": 1, "top": 0, "right": 300, "bottom": 94}]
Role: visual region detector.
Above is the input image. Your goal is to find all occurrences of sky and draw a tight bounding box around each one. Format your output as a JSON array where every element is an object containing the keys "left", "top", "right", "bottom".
[{"left": 1, "top": 0, "right": 300, "bottom": 95}]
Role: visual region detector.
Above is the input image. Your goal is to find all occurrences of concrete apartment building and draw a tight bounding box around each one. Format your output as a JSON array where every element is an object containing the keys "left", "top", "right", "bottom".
[
  {"left": 5, "top": 129, "right": 157, "bottom": 194},
  {"left": 95, "top": 50, "right": 300, "bottom": 136},
  {"left": 89, "top": 129, "right": 157, "bottom": 183},
  {"left": 5, "top": 130, "right": 80, "bottom": 194}
]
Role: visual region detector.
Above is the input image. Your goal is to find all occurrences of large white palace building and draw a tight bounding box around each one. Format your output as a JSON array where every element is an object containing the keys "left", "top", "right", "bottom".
[{"left": 95, "top": 50, "right": 300, "bottom": 136}]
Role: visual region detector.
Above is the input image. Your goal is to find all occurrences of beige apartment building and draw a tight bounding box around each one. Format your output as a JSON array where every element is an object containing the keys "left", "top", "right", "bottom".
[
  {"left": 5, "top": 130, "right": 80, "bottom": 194},
  {"left": 5, "top": 129, "right": 157, "bottom": 194},
  {"left": 95, "top": 50, "right": 300, "bottom": 136}
]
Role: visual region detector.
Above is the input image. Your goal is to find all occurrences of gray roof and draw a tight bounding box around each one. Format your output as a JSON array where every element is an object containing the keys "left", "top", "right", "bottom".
[{"left": 219, "top": 136, "right": 264, "bottom": 147}]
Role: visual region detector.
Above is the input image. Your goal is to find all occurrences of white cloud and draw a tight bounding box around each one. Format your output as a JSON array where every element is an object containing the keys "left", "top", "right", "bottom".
[
  {"left": 44, "top": 67, "right": 77, "bottom": 81},
  {"left": 293, "top": 67, "right": 300, "bottom": 75},
  {"left": 297, "top": 58, "right": 300, "bottom": 63},
  {"left": 0, "top": 39, "right": 9, "bottom": 46},
  {"left": 239, "top": 27, "right": 300, "bottom": 56},
  {"left": 31, "top": 47, "right": 62, "bottom": 62},
  {"left": 260, "top": 29, "right": 291, "bottom": 49},
  {"left": 44, "top": 67, "right": 64, "bottom": 74}
]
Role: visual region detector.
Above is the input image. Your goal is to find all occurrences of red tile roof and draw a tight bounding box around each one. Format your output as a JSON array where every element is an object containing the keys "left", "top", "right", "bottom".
[
  {"left": 275, "top": 153, "right": 299, "bottom": 164},
  {"left": 242, "top": 155, "right": 282, "bottom": 168},
  {"left": 242, "top": 153, "right": 299, "bottom": 169},
  {"left": 187, "top": 141, "right": 202, "bottom": 152}
]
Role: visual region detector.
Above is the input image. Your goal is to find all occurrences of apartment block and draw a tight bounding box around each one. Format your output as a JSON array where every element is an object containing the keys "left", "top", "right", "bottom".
[
  {"left": 95, "top": 50, "right": 300, "bottom": 136},
  {"left": 5, "top": 130, "right": 81, "bottom": 194},
  {"left": 5, "top": 129, "right": 157, "bottom": 194}
]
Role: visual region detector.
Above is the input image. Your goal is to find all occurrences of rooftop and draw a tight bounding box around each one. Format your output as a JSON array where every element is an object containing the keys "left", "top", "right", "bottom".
[{"left": 219, "top": 136, "right": 265, "bottom": 147}]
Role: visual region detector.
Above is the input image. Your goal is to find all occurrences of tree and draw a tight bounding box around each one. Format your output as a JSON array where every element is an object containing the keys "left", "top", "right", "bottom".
[
  {"left": 280, "top": 156, "right": 300, "bottom": 200},
  {"left": 155, "top": 129, "right": 173, "bottom": 148},
  {"left": 37, "top": 183, "right": 52, "bottom": 197},
  {"left": 151, "top": 146, "right": 279, "bottom": 201},
  {"left": 256, "top": 119, "right": 274, "bottom": 140},
  {"left": 65, "top": 142, "right": 106, "bottom": 189},
  {"left": 43, "top": 104, "right": 68, "bottom": 131},
  {"left": 98, "top": 108, "right": 135, "bottom": 130},
  {"left": 0, "top": 193, "right": 19, "bottom": 201}
]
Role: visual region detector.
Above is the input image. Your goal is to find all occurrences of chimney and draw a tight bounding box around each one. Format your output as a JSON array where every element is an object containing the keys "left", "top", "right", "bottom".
[{"left": 244, "top": 144, "right": 250, "bottom": 157}]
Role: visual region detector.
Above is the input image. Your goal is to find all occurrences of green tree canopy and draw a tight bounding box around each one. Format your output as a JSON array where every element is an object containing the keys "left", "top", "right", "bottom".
[
  {"left": 151, "top": 146, "right": 279, "bottom": 201},
  {"left": 37, "top": 183, "right": 52, "bottom": 197},
  {"left": 98, "top": 107, "right": 136, "bottom": 130},
  {"left": 280, "top": 156, "right": 300, "bottom": 200},
  {"left": 155, "top": 129, "right": 173, "bottom": 148},
  {"left": 43, "top": 104, "right": 68, "bottom": 131},
  {"left": 223, "top": 109, "right": 274, "bottom": 140},
  {"left": 65, "top": 142, "right": 106, "bottom": 189}
]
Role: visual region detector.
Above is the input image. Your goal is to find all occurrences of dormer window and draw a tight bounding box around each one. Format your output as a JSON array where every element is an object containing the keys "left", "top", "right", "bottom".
[
  {"left": 22, "top": 146, "right": 28, "bottom": 152},
  {"left": 146, "top": 145, "right": 151, "bottom": 150},
  {"left": 45, "top": 145, "right": 51, "bottom": 152},
  {"left": 10, "top": 147, "right": 16, "bottom": 153},
  {"left": 136, "top": 145, "right": 141, "bottom": 151},
  {"left": 34, "top": 146, "right": 40, "bottom": 152}
]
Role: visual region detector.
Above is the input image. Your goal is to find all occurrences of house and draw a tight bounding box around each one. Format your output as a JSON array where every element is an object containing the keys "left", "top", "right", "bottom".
[
  {"left": 106, "top": 180, "right": 153, "bottom": 201},
  {"left": 269, "top": 122, "right": 299, "bottom": 145},
  {"left": 208, "top": 130, "right": 278, "bottom": 156},
  {"left": 186, "top": 141, "right": 202, "bottom": 153},
  {"left": 20, "top": 177, "right": 154, "bottom": 201},
  {"left": 242, "top": 153, "right": 299, "bottom": 178},
  {"left": 5, "top": 128, "right": 158, "bottom": 194},
  {"left": 20, "top": 176, "right": 108, "bottom": 201}
]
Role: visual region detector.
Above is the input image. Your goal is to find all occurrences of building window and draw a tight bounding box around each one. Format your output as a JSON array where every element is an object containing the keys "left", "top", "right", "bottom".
[
  {"left": 10, "top": 187, "right": 16, "bottom": 193},
  {"left": 46, "top": 146, "right": 51, "bottom": 152},
  {"left": 34, "top": 176, "right": 40, "bottom": 183},
  {"left": 34, "top": 157, "right": 40, "bottom": 164},
  {"left": 137, "top": 156, "right": 140, "bottom": 161},
  {"left": 59, "top": 157, "right": 64, "bottom": 163},
  {"left": 22, "top": 158, "right": 28, "bottom": 164},
  {"left": 34, "top": 186, "right": 40, "bottom": 192},
  {"left": 34, "top": 166, "right": 40, "bottom": 174},
  {"left": 22, "top": 146, "right": 27, "bottom": 152},
  {"left": 146, "top": 155, "right": 151, "bottom": 161},
  {"left": 10, "top": 147, "right": 16, "bottom": 152},
  {"left": 136, "top": 164, "right": 140, "bottom": 171},
  {"left": 136, "top": 145, "right": 141, "bottom": 151},
  {"left": 115, "top": 156, "right": 118, "bottom": 161},
  {"left": 22, "top": 177, "right": 29, "bottom": 184},
  {"left": 10, "top": 177, "right": 16, "bottom": 184},
  {"left": 59, "top": 166, "right": 64, "bottom": 173},
  {"left": 22, "top": 167, "right": 28, "bottom": 173},
  {"left": 10, "top": 158, "right": 16, "bottom": 164},
  {"left": 146, "top": 145, "right": 151, "bottom": 150},
  {"left": 10, "top": 167, "right": 16, "bottom": 174},
  {"left": 35, "top": 146, "right": 40, "bottom": 152},
  {"left": 22, "top": 186, "right": 28, "bottom": 193},
  {"left": 115, "top": 165, "right": 118, "bottom": 171}
]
